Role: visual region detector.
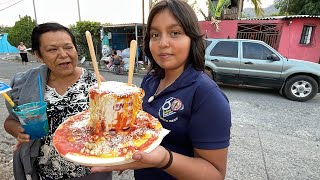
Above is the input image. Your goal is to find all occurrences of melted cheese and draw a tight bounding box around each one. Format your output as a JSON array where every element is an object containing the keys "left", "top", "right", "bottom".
[
  {"left": 133, "top": 132, "right": 152, "bottom": 147},
  {"left": 89, "top": 81, "right": 144, "bottom": 133},
  {"left": 70, "top": 113, "right": 89, "bottom": 129}
]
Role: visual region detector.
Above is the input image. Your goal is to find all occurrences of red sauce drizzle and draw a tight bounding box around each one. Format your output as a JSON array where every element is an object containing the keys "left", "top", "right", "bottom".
[{"left": 138, "top": 135, "right": 158, "bottom": 150}]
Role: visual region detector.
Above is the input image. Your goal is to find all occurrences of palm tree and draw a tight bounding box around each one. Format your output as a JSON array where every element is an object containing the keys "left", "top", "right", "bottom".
[
  {"left": 239, "top": 0, "right": 264, "bottom": 18},
  {"left": 150, "top": 0, "right": 264, "bottom": 19},
  {"left": 201, "top": 0, "right": 264, "bottom": 20}
]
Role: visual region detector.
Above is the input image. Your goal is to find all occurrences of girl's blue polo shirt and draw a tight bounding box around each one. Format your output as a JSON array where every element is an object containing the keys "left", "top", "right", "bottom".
[{"left": 134, "top": 65, "right": 231, "bottom": 180}]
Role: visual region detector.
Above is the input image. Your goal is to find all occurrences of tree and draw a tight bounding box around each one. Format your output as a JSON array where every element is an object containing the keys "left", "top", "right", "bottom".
[
  {"left": 69, "top": 21, "right": 102, "bottom": 61},
  {"left": 150, "top": 0, "right": 264, "bottom": 20},
  {"left": 7, "top": 16, "right": 36, "bottom": 48},
  {"left": 247, "top": 0, "right": 264, "bottom": 17},
  {"left": 198, "top": 0, "right": 231, "bottom": 20},
  {"left": 199, "top": 0, "right": 263, "bottom": 20},
  {"left": 0, "top": 25, "right": 11, "bottom": 34},
  {"left": 275, "top": 0, "right": 320, "bottom": 15}
]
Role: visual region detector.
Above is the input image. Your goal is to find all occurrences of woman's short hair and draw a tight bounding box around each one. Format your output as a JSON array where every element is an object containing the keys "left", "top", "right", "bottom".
[
  {"left": 31, "top": 22, "right": 77, "bottom": 56},
  {"left": 144, "top": 0, "right": 205, "bottom": 78}
]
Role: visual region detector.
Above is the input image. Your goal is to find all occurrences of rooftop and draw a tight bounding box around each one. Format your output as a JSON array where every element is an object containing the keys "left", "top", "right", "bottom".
[{"left": 240, "top": 15, "right": 320, "bottom": 20}]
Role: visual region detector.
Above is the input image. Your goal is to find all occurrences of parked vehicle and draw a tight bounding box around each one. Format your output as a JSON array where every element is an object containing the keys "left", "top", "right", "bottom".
[{"left": 204, "top": 39, "right": 320, "bottom": 102}]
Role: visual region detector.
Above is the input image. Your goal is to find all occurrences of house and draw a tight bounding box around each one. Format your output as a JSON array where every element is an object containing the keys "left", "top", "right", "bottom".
[
  {"left": 101, "top": 23, "right": 144, "bottom": 51},
  {"left": 0, "top": 33, "right": 19, "bottom": 53},
  {"left": 199, "top": 15, "right": 320, "bottom": 63},
  {"left": 100, "top": 23, "right": 145, "bottom": 64}
]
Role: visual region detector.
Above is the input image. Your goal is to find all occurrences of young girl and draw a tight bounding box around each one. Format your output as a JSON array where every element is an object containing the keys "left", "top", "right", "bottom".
[{"left": 92, "top": 0, "right": 231, "bottom": 179}]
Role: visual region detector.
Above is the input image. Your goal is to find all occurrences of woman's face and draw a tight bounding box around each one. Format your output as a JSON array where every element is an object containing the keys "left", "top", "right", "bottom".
[
  {"left": 36, "top": 31, "right": 78, "bottom": 77},
  {"left": 149, "top": 9, "right": 191, "bottom": 73}
]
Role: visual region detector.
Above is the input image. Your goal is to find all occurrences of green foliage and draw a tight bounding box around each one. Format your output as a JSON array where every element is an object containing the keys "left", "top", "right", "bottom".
[
  {"left": 275, "top": 0, "right": 320, "bottom": 15},
  {"left": 207, "top": 0, "right": 218, "bottom": 19},
  {"left": 241, "top": 12, "right": 249, "bottom": 18},
  {"left": 151, "top": 0, "right": 264, "bottom": 20},
  {"left": 198, "top": 0, "right": 217, "bottom": 20},
  {"left": 7, "top": 16, "right": 36, "bottom": 48},
  {"left": 215, "top": 0, "right": 231, "bottom": 18},
  {"left": 270, "top": 12, "right": 282, "bottom": 16},
  {"left": 69, "top": 21, "right": 102, "bottom": 61},
  {"left": 199, "top": 0, "right": 264, "bottom": 20},
  {"left": 250, "top": 0, "right": 264, "bottom": 17},
  {"left": 0, "top": 25, "right": 11, "bottom": 34},
  {"left": 198, "top": 0, "right": 231, "bottom": 20}
]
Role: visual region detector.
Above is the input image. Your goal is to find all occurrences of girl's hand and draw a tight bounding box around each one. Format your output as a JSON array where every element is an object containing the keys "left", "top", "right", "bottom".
[{"left": 91, "top": 146, "right": 169, "bottom": 173}]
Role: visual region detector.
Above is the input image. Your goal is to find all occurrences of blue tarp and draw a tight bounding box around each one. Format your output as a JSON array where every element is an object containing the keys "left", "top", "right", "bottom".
[{"left": 0, "top": 33, "right": 19, "bottom": 53}]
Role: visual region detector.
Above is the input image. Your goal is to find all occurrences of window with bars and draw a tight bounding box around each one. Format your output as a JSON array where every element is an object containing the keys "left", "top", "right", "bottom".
[{"left": 300, "top": 26, "right": 314, "bottom": 45}]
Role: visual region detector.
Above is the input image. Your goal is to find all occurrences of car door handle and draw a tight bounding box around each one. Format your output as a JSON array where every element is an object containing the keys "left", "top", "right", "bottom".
[
  {"left": 211, "top": 59, "right": 219, "bottom": 62},
  {"left": 244, "top": 61, "right": 253, "bottom": 64}
]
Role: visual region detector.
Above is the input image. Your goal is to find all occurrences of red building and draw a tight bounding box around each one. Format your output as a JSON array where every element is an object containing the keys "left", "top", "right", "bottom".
[{"left": 200, "top": 15, "right": 320, "bottom": 63}]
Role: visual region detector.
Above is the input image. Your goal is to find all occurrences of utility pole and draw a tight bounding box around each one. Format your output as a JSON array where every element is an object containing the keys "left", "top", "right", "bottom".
[
  {"left": 32, "top": 0, "right": 38, "bottom": 24},
  {"left": 77, "top": 0, "right": 81, "bottom": 21},
  {"left": 142, "top": 0, "right": 145, "bottom": 38},
  {"left": 0, "top": 0, "right": 23, "bottom": 12},
  {"left": 142, "top": 0, "right": 145, "bottom": 26},
  {"left": 142, "top": 0, "right": 146, "bottom": 64}
]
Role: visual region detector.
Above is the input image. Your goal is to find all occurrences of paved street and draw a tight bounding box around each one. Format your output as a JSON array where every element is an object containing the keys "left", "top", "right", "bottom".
[{"left": 0, "top": 58, "right": 319, "bottom": 180}]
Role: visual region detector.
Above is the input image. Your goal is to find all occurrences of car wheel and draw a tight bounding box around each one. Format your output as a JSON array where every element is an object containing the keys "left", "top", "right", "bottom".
[
  {"left": 204, "top": 67, "right": 214, "bottom": 80},
  {"left": 284, "top": 75, "right": 318, "bottom": 102}
]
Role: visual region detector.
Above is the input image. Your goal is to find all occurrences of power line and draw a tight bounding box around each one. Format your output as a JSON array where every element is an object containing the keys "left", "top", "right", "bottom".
[
  {"left": 0, "top": 0, "right": 14, "bottom": 5},
  {"left": 0, "top": 0, "right": 24, "bottom": 12}
]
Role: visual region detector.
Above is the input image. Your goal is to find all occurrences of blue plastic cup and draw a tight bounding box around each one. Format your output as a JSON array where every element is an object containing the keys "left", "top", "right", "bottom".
[{"left": 13, "top": 102, "right": 48, "bottom": 140}]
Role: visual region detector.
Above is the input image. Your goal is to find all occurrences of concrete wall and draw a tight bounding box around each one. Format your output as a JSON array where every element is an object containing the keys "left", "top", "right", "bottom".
[
  {"left": 278, "top": 18, "right": 320, "bottom": 63},
  {"left": 199, "top": 20, "right": 238, "bottom": 39},
  {"left": 0, "top": 34, "right": 18, "bottom": 53}
]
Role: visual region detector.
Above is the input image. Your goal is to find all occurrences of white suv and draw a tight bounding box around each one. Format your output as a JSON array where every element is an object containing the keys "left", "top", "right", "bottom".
[{"left": 205, "top": 38, "right": 320, "bottom": 102}]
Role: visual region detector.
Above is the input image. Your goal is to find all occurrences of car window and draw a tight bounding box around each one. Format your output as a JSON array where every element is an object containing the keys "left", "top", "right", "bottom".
[
  {"left": 210, "top": 41, "right": 238, "bottom": 58},
  {"left": 205, "top": 40, "right": 212, "bottom": 48},
  {"left": 243, "top": 42, "right": 277, "bottom": 60}
]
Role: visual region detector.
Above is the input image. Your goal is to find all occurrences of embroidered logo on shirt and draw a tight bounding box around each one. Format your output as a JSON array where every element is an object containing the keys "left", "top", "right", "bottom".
[{"left": 158, "top": 97, "right": 184, "bottom": 122}]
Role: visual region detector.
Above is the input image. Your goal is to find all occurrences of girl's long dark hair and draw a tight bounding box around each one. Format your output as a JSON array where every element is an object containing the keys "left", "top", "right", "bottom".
[{"left": 144, "top": 0, "right": 205, "bottom": 78}]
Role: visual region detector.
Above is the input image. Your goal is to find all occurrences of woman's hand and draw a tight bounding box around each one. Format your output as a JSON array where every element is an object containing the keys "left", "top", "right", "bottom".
[
  {"left": 4, "top": 115, "right": 30, "bottom": 151},
  {"left": 13, "top": 126, "right": 30, "bottom": 151},
  {"left": 16, "top": 126, "right": 30, "bottom": 143},
  {"left": 91, "top": 146, "right": 169, "bottom": 173}
]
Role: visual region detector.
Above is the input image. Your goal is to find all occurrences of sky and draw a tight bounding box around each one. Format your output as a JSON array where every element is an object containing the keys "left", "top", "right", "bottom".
[{"left": 0, "top": 0, "right": 275, "bottom": 27}]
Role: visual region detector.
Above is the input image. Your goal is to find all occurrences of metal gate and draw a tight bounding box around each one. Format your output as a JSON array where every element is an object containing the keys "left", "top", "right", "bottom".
[{"left": 237, "top": 23, "right": 283, "bottom": 49}]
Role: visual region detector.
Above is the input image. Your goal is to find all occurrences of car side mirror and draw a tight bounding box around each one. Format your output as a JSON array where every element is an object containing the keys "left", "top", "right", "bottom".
[{"left": 268, "top": 54, "right": 280, "bottom": 61}]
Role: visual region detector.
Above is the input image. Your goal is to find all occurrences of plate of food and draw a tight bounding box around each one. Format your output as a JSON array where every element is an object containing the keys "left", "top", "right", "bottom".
[{"left": 53, "top": 81, "right": 169, "bottom": 166}]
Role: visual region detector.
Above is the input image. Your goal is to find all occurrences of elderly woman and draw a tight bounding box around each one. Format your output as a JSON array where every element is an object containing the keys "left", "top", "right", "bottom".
[
  {"left": 17, "top": 41, "right": 29, "bottom": 65},
  {"left": 4, "top": 23, "right": 111, "bottom": 180}
]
